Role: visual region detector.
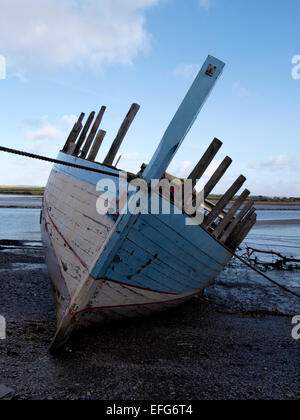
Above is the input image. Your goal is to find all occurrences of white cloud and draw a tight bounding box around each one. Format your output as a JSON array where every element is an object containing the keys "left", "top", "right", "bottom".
[
  {"left": 249, "top": 155, "right": 299, "bottom": 172},
  {"left": 174, "top": 63, "right": 201, "bottom": 79},
  {"left": 0, "top": 0, "right": 160, "bottom": 71},
  {"left": 25, "top": 124, "right": 63, "bottom": 141}
]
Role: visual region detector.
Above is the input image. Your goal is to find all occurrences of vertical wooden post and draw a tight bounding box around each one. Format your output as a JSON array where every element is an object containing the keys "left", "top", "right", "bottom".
[
  {"left": 80, "top": 106, "right": 106, "bottom": 158},
  {"left": 143, "top": 56, "right": 225, "bottom": 184},
  {"left": 103, "top": 103, "right": 140, "bottom": 166},
  {"left": 203, "top": 175, "right": 246, "bottom": 228},
  {"left": 73, "top": 112, "right": 95, "bottom": 156},
  {"left": 62, "top": 112, "right": 85, "bottom": 153},
  {"left": 87, "top": 130, "right": 106, "bottom": 162},
  {"left": 220, "top": 201, "right": 254, "bottom": 243},
  {"left": 212, "top": 189, "right": 250, "bottom": 238},
  {"left": 188, "top": 138, "right": 222, "bottom": 189}
]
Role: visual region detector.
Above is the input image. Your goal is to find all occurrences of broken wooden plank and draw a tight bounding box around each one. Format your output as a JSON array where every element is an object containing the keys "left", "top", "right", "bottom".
[
  {"left": 203, "top": 175, "right": 246, "bottom": 228},
  {"left": 143, "top": 56, "right": 225, "bottom": 183},
  {"left": 80, "top": 106, "right": 106, "bottom": 159},
  {"left": 188, "top": 138, "right": 222, "bottom": 189},
  {"left": 221, "top": 200, "right": 254, "bottom": 243},
  {"left": 212, "top": 189, "right": 250, "bottom": 239},
  {"left": 87, "top": 130, "right": 106, "bottom": 162},
  {"left": 103, "top": 103, "right": 140, "bottom": 166},
  {"left": 73, "top": 111, "right": 96, "bottom": 156},
  {"left": 62, "top": 112, "right": 85, "bottom": 153}
]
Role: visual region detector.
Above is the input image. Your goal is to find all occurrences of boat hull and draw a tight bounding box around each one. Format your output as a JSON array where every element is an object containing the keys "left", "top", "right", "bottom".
[{"left": 41, "top": 153, "right": 232, "bottom": 349}]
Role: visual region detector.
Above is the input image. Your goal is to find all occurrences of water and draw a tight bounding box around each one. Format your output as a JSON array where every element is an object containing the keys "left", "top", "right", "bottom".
[
  {"left": 0, "top": 208, "right": 41, "bottom": 242},
  {"left": 206, "top": 209, "right": 300, "bottom": 316},
  {"left": 0, "top": 195, "right": 299, "bottom": 315},
  {"left": 0, "top": 195, "right": 42, "bottom": 208}
]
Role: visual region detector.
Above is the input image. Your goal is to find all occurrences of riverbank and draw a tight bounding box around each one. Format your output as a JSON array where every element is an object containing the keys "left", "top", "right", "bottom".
[{"left": 0, "top": 242, "right": 299, "bottom": 400}]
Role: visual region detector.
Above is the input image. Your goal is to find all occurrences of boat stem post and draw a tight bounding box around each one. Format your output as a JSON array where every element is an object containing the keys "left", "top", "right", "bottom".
[
  {"left": 142, "top": 56, "right": 225, "bottom": 184},
  {"left": 103, "top": 103, "right": 140, "bottom": 166}
]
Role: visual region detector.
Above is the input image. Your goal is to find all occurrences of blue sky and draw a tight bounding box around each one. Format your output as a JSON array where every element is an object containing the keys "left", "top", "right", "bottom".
[{"left": 0, "top": 0, "right": 299, "bottom": 196}]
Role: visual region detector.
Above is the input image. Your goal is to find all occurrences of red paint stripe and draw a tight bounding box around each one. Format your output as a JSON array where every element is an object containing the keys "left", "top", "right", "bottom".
[
  {"left": 74, "top": 290, "right": 200, "bottom": 315},
  {"left": 91, "top": 276, "right": 179, "bottom": 296}
]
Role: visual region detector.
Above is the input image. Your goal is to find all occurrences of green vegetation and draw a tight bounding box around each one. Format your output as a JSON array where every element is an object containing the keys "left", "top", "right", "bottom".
[
  {"left": 0, "top": 186, "right": 44, "bottom": 196},
  {"left": 208, "top": 194, "right": 300, "bottom": 204}
]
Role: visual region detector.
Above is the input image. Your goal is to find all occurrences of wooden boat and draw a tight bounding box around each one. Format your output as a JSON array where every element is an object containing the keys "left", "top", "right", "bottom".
[{"left": 41, "top": 56, "right": 256, "bottom": 349}]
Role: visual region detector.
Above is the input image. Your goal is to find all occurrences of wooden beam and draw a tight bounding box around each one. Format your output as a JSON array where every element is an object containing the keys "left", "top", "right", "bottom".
[
  {"left": 220, "top": 200, "right": 254, "bottom": 243},
  {"left": 73, "top": 111, "right": 96, "bottom": 156},
  {"left": 103, "top": 103, "right": 140, "bottom": 166},
  {"left": 212, "top": 189, "right": 250, "bottom": 238},
  {"left": 203, "top": 156, "right": 232, "bottom": 199},
  {"left": 87, "top": 130, "right": 106, "bottom": 162},
  {"left": 203, "top": 175, "right": 246, "bottom": 228},
  {"left": 80, "top": 106, "right": 106, "bottom": 158},
  {"left": 228, "top": 211, "right": 256, "bottom": 249},
  {"left": 62, "top": 112, "right": 85, "bottom": 153},
  {"left": 142, "top": 55, "right": 225, "bottom": 184},
  {"left": 188, "top": 138, "right": 222, "bottom": 189}
]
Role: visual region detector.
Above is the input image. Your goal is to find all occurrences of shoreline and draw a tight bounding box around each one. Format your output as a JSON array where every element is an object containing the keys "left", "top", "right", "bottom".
[{"left": 0, "top": 243, "right": 299, "bottom": 400}]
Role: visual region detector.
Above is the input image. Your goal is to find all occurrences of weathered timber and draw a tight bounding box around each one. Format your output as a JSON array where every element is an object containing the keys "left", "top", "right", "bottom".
[
  {"left": 103, "top": 103, "right": 140, "bottom": 166},
  {"left": 228, "top": 211, "right": 256, "bottom": 249},
  {"left": 220, "top": 200, "right": 254, "bottom": 243},
  {"left": 203, "top": 175, "right": 246, "bottom": 228},
  {"left": 73, "top": 112, "right": 96, "bottom": 156},
  {"left": 87, "top": 130, "right": 106, "bottom": 162},
  {"left": 212, "top": 189, "right": 250, "bottom": 238},
  {"left": 62, "top": 113, "right": 85, "bottom": 153},
  {"left": 80, "top": 107, "right": 106, "bottom": 159},
  {"left": 188, "top": 138, "right": 222, "bottom": 189},
  {"left": 204, "top": 156, "right": 232, "bottom": 199}
]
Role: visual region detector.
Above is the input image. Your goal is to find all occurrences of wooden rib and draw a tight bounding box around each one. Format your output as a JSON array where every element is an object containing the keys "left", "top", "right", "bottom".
[
  {"left": 203, "top": 175, "right": 246, "bottom": 228},
  {"left": 80, "top": 106, "right": 106, "bottom": 159},
  {"left": 103, "top": 103, "right": 140, "bottom": 166},
  {"left": 212, "top": 189, "right": 250, "bottom": 238},
  {"left": 203, "top": 156, "right": 232, "bottom": 199},
  {"left": 73, "top": 111, "right": 96, "bottom": 156},
  {"left": 87, "top": 130, "right": 106, "bottom": 162},
  {"left": 62, "top": 112, "right": 85, "bottom": 153},
  {"left": 188, "top": 138, "right": 222, "bottom": 189},
  {"left": 228, "top": 211, "right": 256, "bottom": 249},
  {"left": 221, "top": 200, "right": 254, "bottom": 243}
]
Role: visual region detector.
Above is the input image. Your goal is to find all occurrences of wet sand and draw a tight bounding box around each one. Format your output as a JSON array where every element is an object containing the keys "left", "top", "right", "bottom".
[{"left": 0, "top": 243, "right": 299, "bottom": 400}]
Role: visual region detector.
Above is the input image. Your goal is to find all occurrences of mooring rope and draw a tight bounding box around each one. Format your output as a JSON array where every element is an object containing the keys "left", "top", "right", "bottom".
[
  {"left": 0, "top": 145, "right": 299, "bottom": 299},
  {"left": 230, "top": 247, "right": 300, "bottom": 299}
]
